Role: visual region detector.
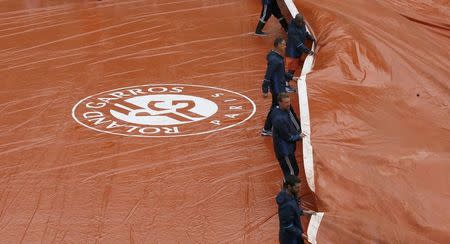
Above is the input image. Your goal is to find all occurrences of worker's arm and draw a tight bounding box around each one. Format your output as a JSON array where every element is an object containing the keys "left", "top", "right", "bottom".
[
  {"left": 273, "top": 116, "right": 302, "bottom": 142},
  {"left": 289, "top": 27, "right": 312, "bottom": 55},
  {"left": 262, "top": 58, "right": 278, "bottom": 94}
]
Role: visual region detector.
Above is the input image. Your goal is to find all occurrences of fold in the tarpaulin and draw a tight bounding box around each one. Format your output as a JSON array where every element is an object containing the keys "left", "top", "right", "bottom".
[{"left": 296, "top": 0, "right": 450, "bottom": 242}]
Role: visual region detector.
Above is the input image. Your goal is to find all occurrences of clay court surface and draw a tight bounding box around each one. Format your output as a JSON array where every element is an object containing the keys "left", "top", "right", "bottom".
[{"left": 1, "top": 0, "right": 449, "bottom": 243}]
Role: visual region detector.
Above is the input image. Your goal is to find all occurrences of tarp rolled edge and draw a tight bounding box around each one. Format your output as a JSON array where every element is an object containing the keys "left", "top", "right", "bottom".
[{"left": 281, "top": 1, "right": 324, "bottom": 243}]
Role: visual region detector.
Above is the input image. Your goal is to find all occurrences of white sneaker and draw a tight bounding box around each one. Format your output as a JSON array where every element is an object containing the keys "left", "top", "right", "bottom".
[{"left": 261, "top": 128, "right": 272, "bottom": 136}]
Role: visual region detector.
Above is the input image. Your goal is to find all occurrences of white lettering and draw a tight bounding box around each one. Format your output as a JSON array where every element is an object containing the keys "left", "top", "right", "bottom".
[
  {"left": 139, "top": 127, "right": 161, "bottom": 134},
  {"left": 127, "top": 89, "right": 146, "bottom": 96},
  {"left": 126, "top": 126, "right": 139, "bottom": 133},
  {"left": 83, "top": 111, "right": 104, "bottom": 119},
  {"left": 170, "top": 87, "right": 184, "bottom": 93},
  {"left": 211, "top": 93, "right": 224, "bottom": 98},
  {"left": 86, "top": 102, "right": 106, "bottom": 109},
  {"left": 88, "top": 117, "right": 111, "bottom": 125},
  {"left": 210, "top": 120, "right": 221, "bottom": 125},
  {"left": 98, "top": 97, "right": 119, "bottom": 103},
  {"left": 163, "top": 127, "right": 180, "bottom": 134},
  {"left": 106, "top": 121, "right": 125, "bottom": 129},
  {"left": 229, "top": 106, "right": 242, "bottom": 110},
  {"left": 108, "top": 92, "right": 130, "bottom": 99},
  {"left": 147, "top": 87, "right": 168, "bottom": 93},
  {"left": 224, "top": 99, "right": 237, "bottom": 103},
  {"left": 225, "top": 114, "right": 240, "bottom": 119}
]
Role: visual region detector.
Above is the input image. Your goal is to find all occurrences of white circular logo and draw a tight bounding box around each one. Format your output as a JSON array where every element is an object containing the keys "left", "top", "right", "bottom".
[{"left": 72, "top": 84, "right": 256, "bottom": 137}]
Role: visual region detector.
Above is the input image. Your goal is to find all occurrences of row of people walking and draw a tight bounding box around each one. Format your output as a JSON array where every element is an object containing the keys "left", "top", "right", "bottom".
[{"left": 256, "top": 1, "right": 317, "bottom": 243}]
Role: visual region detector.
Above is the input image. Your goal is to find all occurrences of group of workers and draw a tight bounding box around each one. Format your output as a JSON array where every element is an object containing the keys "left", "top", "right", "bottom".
[{"left": 255, "top": 1, "right": 317, "bottom": 243}]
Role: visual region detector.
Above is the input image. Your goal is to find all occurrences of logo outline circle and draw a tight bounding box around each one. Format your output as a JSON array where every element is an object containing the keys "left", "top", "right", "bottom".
[{"left": 71, "top": 84, "right": 256, "bottom": 138}]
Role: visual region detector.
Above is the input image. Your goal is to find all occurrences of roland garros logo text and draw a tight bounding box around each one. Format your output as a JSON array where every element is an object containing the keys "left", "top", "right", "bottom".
[{"left": 72, "top": 84, "right": 256, "bottom": 137}]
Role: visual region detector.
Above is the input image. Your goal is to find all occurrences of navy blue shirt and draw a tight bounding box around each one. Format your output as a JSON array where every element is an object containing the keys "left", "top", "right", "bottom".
[
  {"left": 276, "top": 190, "right": 304, "bottom": 244},
  {"left": 262, "top": 50, "right": 293, "bottom": 94},
  {"left": 271, "top": 106, "right": 301, "bottom": 158},
  {"left": 286, "top": 20, "right": 314, "bottom": 58}
]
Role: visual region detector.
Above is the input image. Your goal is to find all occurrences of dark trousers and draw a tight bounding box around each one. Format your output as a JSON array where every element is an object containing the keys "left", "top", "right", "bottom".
[
  {"left": 277, "top": 154, "right": 299, "bottom": 179},
  {"left": 259, "top": 2, "right": 284, "bottom": 23},
  {"left": 279, "top": 229, "right": 304, "bottom": 244},
  {"left": 263, "top": 92, "right": 278, "bottom": 131}
]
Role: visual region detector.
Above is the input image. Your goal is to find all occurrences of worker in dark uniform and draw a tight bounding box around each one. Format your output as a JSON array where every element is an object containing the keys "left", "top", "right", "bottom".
[
  {"left": 276, "top": 175, "right": 316, "bottom": 244},
  {"left": 255, "top": 0, "right": 289, "bottom": 36},
  {"left": 271, "top": 93, "right": 305, "bottom": 178},
  {"left": 261, "top": 38, "right": 296, "bottom": 136},
  {"left": 285, "top": 13, "right": 316, "bottom": 79}
]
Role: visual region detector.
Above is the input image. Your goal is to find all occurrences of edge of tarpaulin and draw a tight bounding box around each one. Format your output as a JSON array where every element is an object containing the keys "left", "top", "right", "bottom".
[{"left": 282, "top": 1, "right": 324, "bottom": 243}]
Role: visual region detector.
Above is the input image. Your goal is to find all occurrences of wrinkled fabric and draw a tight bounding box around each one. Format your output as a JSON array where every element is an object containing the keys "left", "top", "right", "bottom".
[{"left": 297, "top": 0, "right": 450, "bottom": 242}]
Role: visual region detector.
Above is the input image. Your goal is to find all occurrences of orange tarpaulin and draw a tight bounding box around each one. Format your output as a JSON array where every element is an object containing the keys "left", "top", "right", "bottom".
[{"left": 299, "top": 0, "right": 450, "bottom": 242}]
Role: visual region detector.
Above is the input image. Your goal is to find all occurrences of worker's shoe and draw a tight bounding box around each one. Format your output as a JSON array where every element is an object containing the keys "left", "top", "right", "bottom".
[
  {"left": 261, "top": 128, "right": 272, "bottom": 136},
  {"left": 255, "top": 21, "right": 267, "bottom": 36}
]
